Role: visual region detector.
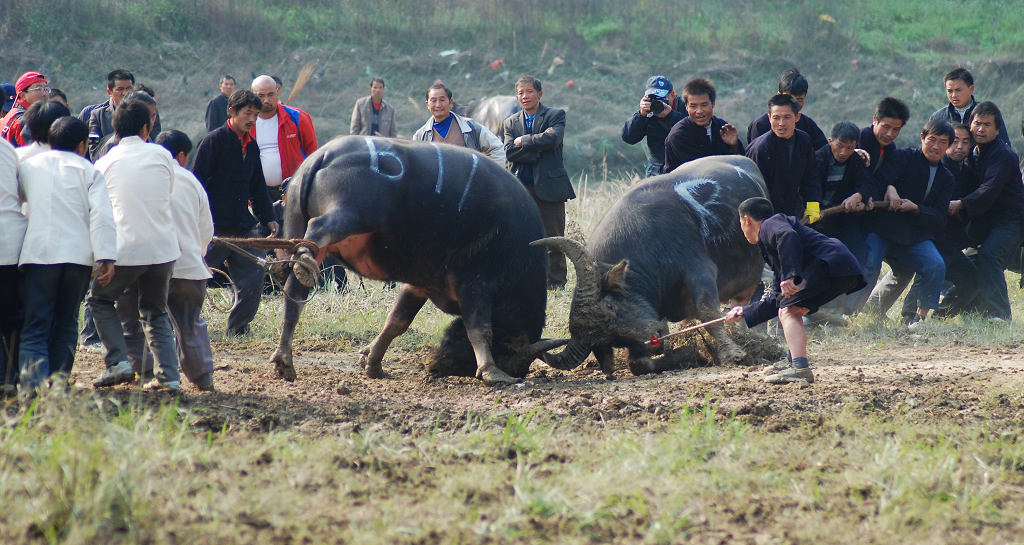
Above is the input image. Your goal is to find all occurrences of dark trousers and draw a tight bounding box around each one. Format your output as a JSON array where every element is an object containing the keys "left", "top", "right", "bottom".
[
  {"left": 526, "top": 187, "right": 567, "bottom": 288},
  {"left": 0, "top": 265, "right": 22, "bottom": 386},
  {"left": 88, "top": 262, "right": 180, "bottom": 384},
  {"left": 119, "top": 278, "right": 214, "bottom": 385},
  {"left": 204, "top": 228, "right": 266, "bottom": 334},
  {"left": 18, "top": 264, "right": 91, "bottom": 388},
  {"left": 79, "top": 304, "right": 100, "bottom": 346},
  {"left": 966, "top": 218, "right": 1022, "bottom": 319}
]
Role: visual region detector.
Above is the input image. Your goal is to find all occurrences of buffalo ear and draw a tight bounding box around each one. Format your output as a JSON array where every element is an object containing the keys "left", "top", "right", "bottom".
[{"left": 602, "top": 260, "right": 629, "bottom": 294}]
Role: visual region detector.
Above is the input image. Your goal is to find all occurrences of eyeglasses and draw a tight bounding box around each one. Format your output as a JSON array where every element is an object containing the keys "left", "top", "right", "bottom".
[
  {"left": 255, "top": 92, "right": 278, "bottom": 100},
  {"left": 26, "top": 85, "right": 50, "bottom": 93}
]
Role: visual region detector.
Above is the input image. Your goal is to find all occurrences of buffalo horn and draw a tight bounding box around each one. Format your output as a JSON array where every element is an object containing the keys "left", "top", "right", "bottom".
[
  {"left": 530, "top": 237, "right": 600, "bottom": 300},
  {"left": 539, "top": 339, "right": 592, "bottom": 370}
]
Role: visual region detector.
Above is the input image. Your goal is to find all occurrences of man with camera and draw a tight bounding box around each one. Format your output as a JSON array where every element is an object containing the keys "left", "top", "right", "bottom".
[
  {"left": 621, "top": 75, "right": 684, "bottom": 177},
  {"left": 662, "top": 77, "right": 744, "bottom": 172}
]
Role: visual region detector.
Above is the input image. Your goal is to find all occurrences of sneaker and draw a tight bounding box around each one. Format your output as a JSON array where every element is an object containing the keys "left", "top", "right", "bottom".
[
  {"left": 142, "top": 378, "right": 180, "bottom": 392},
  {"left": 907, "top": 314, "right": 929, "bottom": 331},
  {"left": 762, "top": 359, "right": 791, "bottom": 375},
  {"left": 79, "top": 342, "right": 105, "bottom": 354},
  {"left": 764, "top": 367, "right": 814, "bottom": 384},
  {"left": 93, "top": 361, "right": 135, "bottom": 388}
]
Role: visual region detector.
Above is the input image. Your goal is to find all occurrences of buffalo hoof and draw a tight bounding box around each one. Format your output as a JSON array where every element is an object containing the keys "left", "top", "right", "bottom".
[
  {"left": 477, "top": 364, "right": 518, "bottom": 386},
  {"left": 293, "top": 249, "right": 319, "bottom": 288},
  {"left": 717, "top": 346, "right": 746, "bottom": 366},
  {"left": 627, "top": 357, "right": 655, "bottom": 376},
  {"left": 270, "top": 349, "right": 296, "bottom": 381},
  {"left": 358, "top": 347, "right": 385, "bottom": 379}
]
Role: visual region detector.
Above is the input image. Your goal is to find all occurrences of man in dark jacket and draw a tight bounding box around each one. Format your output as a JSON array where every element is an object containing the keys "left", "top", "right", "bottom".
[
  {"left": 503, "top": 74, "right": 575, "bottom": 289},
  {"left": 747, "top": 68, "right": 828, "bottom": 151},
  {"left": 859, "top": 97, "right": 910, "bottom": 176},
  {"left": 725, "top": 197, "right": 865, "bottom": 385},
  {"left": 930, "top": 68, "right": 1010, "bottom": 146},
  {"left": 621, "top": 75, "right": 684, "bottom": 177},
  {"left": 860, "top": 119, "right": 955, "bottom": 328},
  {"left": 204, "top": 75, "right": 235, "bottom": 133},
  {"left": 811, "top": 121, "right": 876, "bottom": 267},
  {"left": 947, "top": 102, "right": 1024, "bottom": 319},
  {"left": 662, "top": 77, "right": 743, "bottom": 172},
  {"left": 745, "top": 93, "right": 821, "bottom": 222},
  {"left": 86, "top": 69, "right": 135, "bottom": 159},
  {"left": 192, "top": 90, "right": 279, "bottom": 336}
]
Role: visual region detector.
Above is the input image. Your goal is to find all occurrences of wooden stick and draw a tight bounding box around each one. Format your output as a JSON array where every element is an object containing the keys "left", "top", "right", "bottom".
[{"left": 646, "top": 316, "right": 728, "bottom": 346}]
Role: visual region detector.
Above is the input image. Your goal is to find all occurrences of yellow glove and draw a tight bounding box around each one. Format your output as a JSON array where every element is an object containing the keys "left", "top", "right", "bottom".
[{"left": 802, "top": 201, "right": 821, "bottom": 224}]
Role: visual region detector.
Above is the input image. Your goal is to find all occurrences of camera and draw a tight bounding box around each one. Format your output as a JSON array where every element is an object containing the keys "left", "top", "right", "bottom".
[{"left": 647, "top": 94, "right": 667, "bottom": 116}]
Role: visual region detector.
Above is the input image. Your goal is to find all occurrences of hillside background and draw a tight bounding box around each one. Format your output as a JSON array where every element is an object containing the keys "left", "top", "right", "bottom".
[{"left": 2, "top": 0, "right": 1023, "bottom": 178}]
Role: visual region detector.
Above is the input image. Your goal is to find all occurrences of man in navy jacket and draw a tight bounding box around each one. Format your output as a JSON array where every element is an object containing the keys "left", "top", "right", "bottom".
[
  {"left": 621, "top": 75, "right": 685, "bottom": 177},
  {"left": 662, "top": 77, "right": 743, "bottom": 172},
  {"left": 747, "top": 68, "right": 828, "bottom": 151},
  {"left": 725, "top": 197, "right": 864, "bottom": 385}
]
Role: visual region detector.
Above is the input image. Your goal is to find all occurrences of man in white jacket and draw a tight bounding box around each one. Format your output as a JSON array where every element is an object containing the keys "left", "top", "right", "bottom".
[
  {"left": 89, "top": 99, "right": 181, "bottom": 391},
  {"left": 17, "top": 117, "right": 116, "bottom": 391},
  {"left": 0, "top": 135, "right": 24, "bottom": 394}
]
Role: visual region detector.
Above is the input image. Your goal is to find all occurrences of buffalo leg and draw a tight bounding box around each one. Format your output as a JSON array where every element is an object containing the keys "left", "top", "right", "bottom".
[
  {"left": 593, "top": 344, "right": 616, "bottom": 379},
  {"left": 358, "top": 286, "right": 427, "bottom": 378},
  {"left": 688, "top": 266, "right": 745, "bottom": 365},
  {"left": 269, "top": 274, "right": 313, "bottom": 381},
  {"left": 457, "top": 289, "right": 516, "bottom": 386}
]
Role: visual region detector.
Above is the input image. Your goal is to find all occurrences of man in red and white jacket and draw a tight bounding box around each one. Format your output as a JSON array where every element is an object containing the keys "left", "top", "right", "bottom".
[{"left": 249, "top": 75, "right": 317, "bottom": 200}]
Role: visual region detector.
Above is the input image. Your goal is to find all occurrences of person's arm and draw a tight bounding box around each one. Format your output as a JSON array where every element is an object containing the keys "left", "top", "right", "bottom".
[
  {"left": 770, "top": 225, "right": 805, "bottom": 286},
  {"left": 87, "top": 168, "right": 118, "bottom": 263},
  {"left": 961, "top": 151, "right": 1016, "bottom": 217},
  {"left": 503, "top": 117, "right": 537, "bottom": 164},
  {"left": 190, "top": 135, "right": 214, "bottom": 191},
  {"left": 621, "top": 112, "right": 648, "bottom": 144},
  {"left": 247, "top": 145, "right": 276, "bottom": 230},
  {"left": 384, "top": 104, "right": 397, "bottom": 137},
  {"left": 515, "top": 109, "right": 565, "bottom": 151},
  {"left": 475, "top": 123, "right": 506, "bottom": 164},
  {"left": 204, "top": 99, "right": 218, "bottom": 133},
  {"left": 298, "top": 110, "right": 318, "bottom": 156},
  {"left": 349, "top": 99, "right": 363, "bottom": 135}
]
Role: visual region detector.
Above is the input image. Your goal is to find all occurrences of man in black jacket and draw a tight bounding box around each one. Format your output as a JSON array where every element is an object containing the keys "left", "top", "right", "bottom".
[
  {"left": 192, "top": 90, "right": 279, "bottom": 336},
  {"left": 621, "top": 75, "right": 684, "bottom": 177},
  {"left": 503, "top": 75, "right": 575, "bottom": 290},
  {"left": 930, "top": 68, "right": 1010, "bottom": 146},
  {"left": 662, "top": 77, "right": 743, "bottom": 172},
  {"left": 204, "top": 75, "right": 235, "bottom": 133},
  {"left": 747, "top": 68, "right": 828, "bottom": 151}
]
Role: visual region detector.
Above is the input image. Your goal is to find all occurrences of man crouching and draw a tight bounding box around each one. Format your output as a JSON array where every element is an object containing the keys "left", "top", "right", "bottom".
[{"left": 725, "top": 197, "right": 866, "bottom": 384}]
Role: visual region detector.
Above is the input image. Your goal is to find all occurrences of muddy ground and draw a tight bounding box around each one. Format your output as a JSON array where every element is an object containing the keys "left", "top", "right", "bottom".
[{"left": 66, "top": 328, "right": 1024, "bottom": 436}]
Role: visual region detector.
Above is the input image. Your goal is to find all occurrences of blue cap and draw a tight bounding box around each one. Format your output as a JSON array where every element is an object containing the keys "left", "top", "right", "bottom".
[
  {"left": 645, "top": 75, "right": 672, "bottom": 98},
  {"left": 1, "top": 83, "right": 14, "bottom": 112}
]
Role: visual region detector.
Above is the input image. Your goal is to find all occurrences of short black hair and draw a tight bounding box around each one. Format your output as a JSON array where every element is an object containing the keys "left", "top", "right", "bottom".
[
  {"left": 683, "top": 78, "right": 716, "bottom": 104},
  {"left": 107, "top": 68, "right": 135, "bottom": 90},
  {"left": 221, "top": 74, "right": 236, "bottom": 84},
  {"left": 112, "top": 99, "right": 152, "bottom": 137},
  {"left": 921, "top": 118, "right": 954, "bottom": 143},
  {"left": 971, "top": 101, "right": 1001, "bottom": 122},
  {"left": 271, "top": 75, "right": 283, "bottom": 88},
  {"left": 48, "top": 116, "right": 89, "bottom": 152},
  {"left": 228, "top": 89, "right": 262, "bottom": 112},
  {"left": 23, "top": 99, "right": 70, "bottom": 144},
  {"left": 943, "top": 67, "right": 974, "bottom": 87},
  {"left": 134, "top": 83, "right": 156, "bottom": 98},
  {"left": 778, "top": 68, "right": 808, "bottom": 96},
  {"left": 48, "top": 88, "right": 67, "bottom": 104},
  {"left": 874, "top": 97, "right": 910, "bottom": 124},
  {"left": 122, "top": 90, "right": 156, "bottom": 107},
  {"left": 155, "top": 129, "right": 192, "bottom": 158},
  {"left": 739, "top": 197, "right": 774, "bottom": 221},
  {"left": 370, "top": 77, "right": 385, "bottom": 87},
  {"left": 767, "top": 93, "right": 800, "bottom": 114},
  {"left": 515, "top": 74, "right": 542, "bottom": 93},
  {"left": 951, "top": 122, "right": 970, "bottom": 136},
  {"left": 426, "top": 82, "right": 452, "bottom": 101},
  {"left": 830, "top": 121, "right": 859, "bottom": 142}
]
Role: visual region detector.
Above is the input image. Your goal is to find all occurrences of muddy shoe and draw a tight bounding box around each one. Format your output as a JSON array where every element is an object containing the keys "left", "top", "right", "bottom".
[
  {"left": 142, "top": 378, "right": 180, "bottom": 392},
  {"left": 764, "top": 367, "right": 814, "bottom": 385},
  {"left": 93, "top": 361, "right": 135, "bottom": 388},
  {"left": 762, "top": 359, "right": 791, "bottom": 375}
]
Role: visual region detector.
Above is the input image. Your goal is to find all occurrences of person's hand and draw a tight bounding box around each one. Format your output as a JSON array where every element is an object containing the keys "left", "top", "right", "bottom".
[
  {"left": 265, "top": 221, "right": 280, "bottom": 237},
  {"left": 721, "top": 123, "right": 739, "bottom": 146},
  {"left": 725, "top": 306, "right": 745, "bottom": 323},
  {"left": 638, "top": 95, "right": 652, "bottom": 117},
  {"left": 780, "top": 277, "right": 804, "bottom": 297},
  {"left": 513, "top": 136, "right": 524, "bottom": 147},
  {"left": 855, "top": 148, "right": 871, "bottom": 167},
  {"left": 97, "top": 262, "right": 115, "bottom": 287},
  {"left": 884, "top": 186, "right": 901, "bottom": 210},
  {"left": 898, "top": 199, "right": 918, "bottom": 213},
  {"left": 842, "top": 193, "right": 865, "bottom": 212},
  {"left": 949, "top": 199, "right": 964, "bottom": 215}
]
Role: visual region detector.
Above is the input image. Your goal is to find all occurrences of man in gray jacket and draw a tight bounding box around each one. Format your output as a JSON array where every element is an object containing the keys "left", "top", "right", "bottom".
[
  {"left": 411, "top": 82, "right": 504, "bottom": 163},
  {"left": 350, "top": 77, "right": 396, "bottom": 137},
  {"left": 503, "top": 74, "right": 575, "bottom": 289}
]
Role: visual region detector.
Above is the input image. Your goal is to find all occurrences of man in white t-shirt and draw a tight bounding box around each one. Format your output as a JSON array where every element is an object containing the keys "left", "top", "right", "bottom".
[{"left": 250, "top": 75, "right": 318, "bottom": 201}]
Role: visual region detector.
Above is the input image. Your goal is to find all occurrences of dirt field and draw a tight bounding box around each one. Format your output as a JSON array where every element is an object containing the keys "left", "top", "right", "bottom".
[{"left": 66, "top": 328, "right": 1024, "bottom": 437}]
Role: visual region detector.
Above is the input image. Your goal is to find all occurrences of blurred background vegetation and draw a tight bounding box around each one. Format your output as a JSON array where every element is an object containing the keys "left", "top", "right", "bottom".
[{"left": 2, "top": 0, "right": 1023, "bottom": 176}]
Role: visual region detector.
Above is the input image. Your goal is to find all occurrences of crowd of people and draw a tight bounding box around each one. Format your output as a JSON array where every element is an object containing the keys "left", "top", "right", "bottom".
[{"left": 0, "top": 62, "right": 1019, "bottom": 395}]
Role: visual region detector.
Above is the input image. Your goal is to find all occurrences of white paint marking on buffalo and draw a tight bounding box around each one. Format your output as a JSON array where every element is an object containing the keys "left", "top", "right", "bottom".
[
  {"left": 432, "top": 143, "right": 444, "bottom": 194},
  {"left": 673, "top": 177, "right": 731, "bottom": 244},
  {"left": 458, "top": 154, "right": 479, "bottom": 212},
  {"left": 364, "top": 137, "right": 404, "bottom": 182}
]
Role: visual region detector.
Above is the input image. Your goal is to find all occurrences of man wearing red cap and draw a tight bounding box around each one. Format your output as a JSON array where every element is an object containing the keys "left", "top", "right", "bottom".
[{"left": 1, "top": 72, "right": 48, "bottom": 147}]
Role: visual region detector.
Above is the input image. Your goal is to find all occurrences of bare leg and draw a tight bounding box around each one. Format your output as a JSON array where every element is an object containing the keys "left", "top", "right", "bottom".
[
  {"left": 778, "top": 306, "right": 809, "bottom": 359},
  {"left": 358, "top": 286, "right": 427, "bottom": 378}
]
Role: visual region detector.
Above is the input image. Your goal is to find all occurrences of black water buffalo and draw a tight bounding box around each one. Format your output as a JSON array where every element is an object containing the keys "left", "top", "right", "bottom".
[
  {"left": 534, "top": 155, "right": 768, "bottom": 377},
  {"left": 455, "top": 96, "right": 521, "bottom": 139},
  {"left": 270, "top": 136, "right": 565, "bottom": 385}
]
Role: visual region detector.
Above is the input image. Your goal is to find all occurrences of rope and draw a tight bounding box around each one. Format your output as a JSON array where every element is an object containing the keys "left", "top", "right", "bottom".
[
  {"left": 211, "top": 236, "right": 320, "bottom": 254},
  {"left": 206, "top": 267, "right": 237, "bottom": 312}
]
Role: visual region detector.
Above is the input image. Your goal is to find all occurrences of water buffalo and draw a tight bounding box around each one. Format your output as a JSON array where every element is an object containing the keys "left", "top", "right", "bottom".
[
  {"left": 270, "top": 136, "right": 565, "bottom": 385},
  {"left": 534, "top": 155, "right": 768, "bottom": 377},
  {"left": 455, "top": 96, "right": 521, "bottom": 139}
]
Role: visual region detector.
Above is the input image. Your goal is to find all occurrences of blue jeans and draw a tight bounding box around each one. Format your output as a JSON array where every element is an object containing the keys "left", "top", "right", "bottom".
[
  {"left": 18, "top": 264, "right": 92, "bottom": 388},
  {"left": 864, "top": 234, "right": 945, "bottom": 311},
  {"left": 971, "top": 217, "right": 1022, "bottom": 319}
]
